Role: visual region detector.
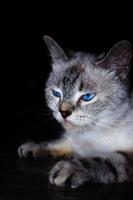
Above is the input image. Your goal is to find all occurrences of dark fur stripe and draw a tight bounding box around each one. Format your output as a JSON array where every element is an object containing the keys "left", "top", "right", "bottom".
[
  {"left": 93, "top": 157, "right": 102, "bottom": 163},
  {"left": 116, "top": 151, "right": 129, "bottom": 161},
  {"left": 79, "top": 81, "right": 84, "bottom": 91},
  {"left": 117, "top": 151, "right": 133, "bottom": 180},
  {"left": 93, "top": 157, "right": 118, "bottom": 181},
  {"left": 62, "top": 66, "right": 81, "bottom": 98},
  {"left": 80, "top": 159, "right": 90, "bottom": 169},
  {"left": 105, "top": 160, "right": 118, "bottom": 181}
]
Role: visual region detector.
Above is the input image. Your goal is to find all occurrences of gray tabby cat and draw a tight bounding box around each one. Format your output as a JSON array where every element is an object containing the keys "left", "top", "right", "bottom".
[{"left": 18, "top": 36, "right": 133, "bottom": 188}]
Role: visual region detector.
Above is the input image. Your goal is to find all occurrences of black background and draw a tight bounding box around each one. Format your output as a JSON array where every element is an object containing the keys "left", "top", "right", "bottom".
[{"left": 1, "top": 2, "right": 133, "bottom": 153}]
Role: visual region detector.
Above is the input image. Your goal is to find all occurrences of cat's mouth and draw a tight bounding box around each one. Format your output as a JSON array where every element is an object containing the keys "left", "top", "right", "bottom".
[{"left": 62, "top": 119, "right": 79, "bottom": 130}]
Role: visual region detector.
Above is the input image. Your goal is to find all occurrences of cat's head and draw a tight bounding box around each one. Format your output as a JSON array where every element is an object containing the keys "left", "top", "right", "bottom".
[{"left": 44, "top": 36, "right": 132, "bottom": 131}]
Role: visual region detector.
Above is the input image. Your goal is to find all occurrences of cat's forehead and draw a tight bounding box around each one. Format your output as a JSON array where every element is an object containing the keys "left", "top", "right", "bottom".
[
  {"left": 62, "top": 65, "right": 83, "bottom": 87},
  {"left": 60, "top": 64, "right": 96, "bottom": 98},
  {"left": 61, "top": 65, "right": 82, "bottom": 97}
]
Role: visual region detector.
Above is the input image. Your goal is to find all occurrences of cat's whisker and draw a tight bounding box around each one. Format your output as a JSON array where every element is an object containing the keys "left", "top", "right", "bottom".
[
  {"left": 87, "top": 122, "right": 108, "bottom": 138},
  {"left": 84, "top": 114, "right": 117, "bottom": 131},
  {"left": 97, "top": 123, "right": 114, "bottom": 130},
  {"left": 30, "top": 104, "right": 51, "bottom": 110},
  {"left": 90, "top": 125, "right": 104, "bottom": 136},
  {"left": 82, "top": 125, "right": 90, "bottom": 131},
  {"left": 33, "top": 108, "right": 51, "bottom": 111},
  {"left": 26, "top": 112, "right": 54, "bottom": 121},
  {"left": 96, "top": 121, "right": 118, "bottom": 131}
]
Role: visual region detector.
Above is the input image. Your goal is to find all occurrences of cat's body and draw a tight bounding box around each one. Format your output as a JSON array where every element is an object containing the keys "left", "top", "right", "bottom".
[{"left": 18, "top": 37, "right": 133, "bottom": 188}]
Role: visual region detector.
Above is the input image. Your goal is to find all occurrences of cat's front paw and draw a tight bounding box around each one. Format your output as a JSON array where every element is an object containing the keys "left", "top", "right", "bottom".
[
  {"left": 18, "top": 142, "right": 47, "bottom": 158},
  {"left": 49, "top": 160, "right": 89, "bottom": 188}
]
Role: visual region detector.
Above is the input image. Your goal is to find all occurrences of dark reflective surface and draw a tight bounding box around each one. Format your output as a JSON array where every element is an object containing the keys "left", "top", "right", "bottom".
[{"left": 0, "top": 153, "right": 133, "bottom": 200}]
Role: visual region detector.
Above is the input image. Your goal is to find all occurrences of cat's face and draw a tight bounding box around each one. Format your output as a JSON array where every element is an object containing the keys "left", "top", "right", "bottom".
[
  {"left": 45, "top": 59, "right": 123, "bottom": 131},
  {"left": 44, "top": 36, "right": 132, "bottom": 131}
]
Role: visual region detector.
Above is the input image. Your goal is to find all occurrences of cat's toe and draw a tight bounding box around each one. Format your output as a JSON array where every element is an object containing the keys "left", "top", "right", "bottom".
[
  {"left": 49, "top": 161, "right": 72, "bottom": 186},
  {"left": 49, "top": 170, "right": 71, "bottom": 186},
  {"left": 18, "top": 142, "right": 39, "bottom": 158}
]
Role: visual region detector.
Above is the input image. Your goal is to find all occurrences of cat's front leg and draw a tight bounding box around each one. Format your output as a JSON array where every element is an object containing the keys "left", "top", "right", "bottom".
[
  {"left": 18, "top": 139, "right": 73, "bottom": 158},
  {"left": 49, "top": 152, "right": 133, "bottom": 188}
]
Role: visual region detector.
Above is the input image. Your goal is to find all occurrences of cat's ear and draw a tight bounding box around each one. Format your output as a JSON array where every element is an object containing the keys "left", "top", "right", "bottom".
[
  {"left": 96, "top": 40, "right": 132, "bottom": 81},
  {"left": 44, "top": 35, "right": 68, "bottom": 62}
]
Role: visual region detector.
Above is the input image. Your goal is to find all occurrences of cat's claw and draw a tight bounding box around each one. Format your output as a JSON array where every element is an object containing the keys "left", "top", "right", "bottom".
[
  {"left": 49, "top": 160, "right": 89, "bottom": 188},
  {"left": 18, "top": 142, "right": 42, "bottom": 158}
]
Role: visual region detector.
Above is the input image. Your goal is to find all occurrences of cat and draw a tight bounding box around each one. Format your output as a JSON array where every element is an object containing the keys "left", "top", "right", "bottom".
[{"left": 18, "top": 36, "right": 133, "bottom": 188}]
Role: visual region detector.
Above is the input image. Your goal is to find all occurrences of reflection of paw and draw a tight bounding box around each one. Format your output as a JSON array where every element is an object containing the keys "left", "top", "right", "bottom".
[
  {"left": 18, "top": 142, "right": 47, "bottom": 158},
  {"left": 49, "top": 160, "right": 89, "bottom": 188}
]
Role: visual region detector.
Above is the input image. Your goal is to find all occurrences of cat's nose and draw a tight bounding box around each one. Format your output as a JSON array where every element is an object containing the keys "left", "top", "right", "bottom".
[
  {"left": 59, "top": 101, "right": 74, "bottom": 119},
  {"left": 59, "top": 110, "right": 72, "bottom": 119}
]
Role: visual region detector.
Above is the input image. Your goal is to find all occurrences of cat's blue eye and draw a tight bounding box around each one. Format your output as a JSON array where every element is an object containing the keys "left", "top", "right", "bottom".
[
  {"left": 81, "top": 93, "right": 96, "bottom": 102},
  {"left": 52, "top": 89, "right": 61, "bottom": 98}
]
